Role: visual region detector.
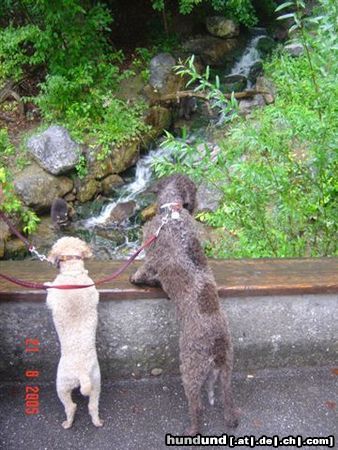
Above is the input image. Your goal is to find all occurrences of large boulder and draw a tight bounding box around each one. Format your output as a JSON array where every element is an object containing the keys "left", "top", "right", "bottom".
[
  {"left": 206, "top": 17, "right": 240, "bottom": 38},
  {"left": 145, "top": 53, "right": 186, "bottom": 104},
  {"left": 149, "top": 53, "right": 177, "bottom": 93},
  {"left": 110, "top": 140, "right": 140, "bottom": 174},
  {"left": 256, "top": 36, "right": 276, "bottom": 56},
  {"left": 101, "top": 174, "right": 124, "bottom": 196},
  {"left": 143, "top": 106, "right": 172, "bottom": 144},
  {"left": 27, "top": 126, "right": 80, "bottom": 175},
  {"left": 29, "top": 216, "right": 60, "bottom": 255},
  {"left": 75, "top": 176, "right": 101, "bottom": 203},
  {"left": 14, "top": 163, "right": 73, "bottom": 212},
  {"left": 195, "top": 182, "right": 223, "bottom": 213},
  {"left": 105, "top": 201, "right": 136, "bottom": 225},
  {"left": 182, "top": 36, "right": 238, "bottom": 66},
  {"left": 85, "top": 149, "right": 114, "bottom": 180}
]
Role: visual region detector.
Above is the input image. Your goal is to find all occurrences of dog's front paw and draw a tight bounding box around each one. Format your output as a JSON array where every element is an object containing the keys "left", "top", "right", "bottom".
[{"left": 129, "top": 273, "right": 140, "bottom": 285}]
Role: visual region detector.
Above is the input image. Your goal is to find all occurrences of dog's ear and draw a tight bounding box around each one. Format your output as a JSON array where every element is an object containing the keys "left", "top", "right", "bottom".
[
  {"left": 178, "top": 177, "right": 197, "bottom": 213},
  {"left": 147, "top": 176, "right": 170, "bottom": 194},
  {"left": 80, "top": 241, "right": 93, "bottom": 259},
  {"left": 47, "top": 243, "right": 58, "bottom": 265}
]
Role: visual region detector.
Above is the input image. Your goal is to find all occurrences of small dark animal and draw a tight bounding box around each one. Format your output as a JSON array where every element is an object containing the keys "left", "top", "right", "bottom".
[
  {"left": 130, "top": 174, "right": 238, "bottom": 435},
  {"left": 51, "top": 198, "right": 70, "bottom": 230},
  {"left": 178, "top": 97, "right": 197, "bottom": 120}
]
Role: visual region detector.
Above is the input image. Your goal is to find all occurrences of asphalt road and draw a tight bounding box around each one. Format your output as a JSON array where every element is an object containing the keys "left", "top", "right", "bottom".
[{"left": 1, "top": 366, "right": 337, "bottom": 450}]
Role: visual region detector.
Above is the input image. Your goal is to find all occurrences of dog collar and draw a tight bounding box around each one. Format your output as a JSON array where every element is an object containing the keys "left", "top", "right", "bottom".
[
  {"left": 160, "top": 202, "right": 182, "bottom": 219},
  {"left": 160, "top": 202, "right": 182, "bottom": 210},
  {"left": 56, "top": 255, "right": 83, "bottom": 268}
]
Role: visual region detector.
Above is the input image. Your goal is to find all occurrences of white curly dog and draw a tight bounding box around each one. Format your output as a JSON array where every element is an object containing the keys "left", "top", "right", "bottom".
[{"left": 46, "top": 237, "right": 103, "bottom": 429}]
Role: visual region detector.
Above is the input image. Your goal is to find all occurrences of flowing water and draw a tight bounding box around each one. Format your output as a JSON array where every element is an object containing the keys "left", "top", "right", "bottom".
[
  {"left": 78, "top": 32, "right": 266, "bottom": 259},
  {"left": 230, "top": 35, "right": 262, "bottom": 81}
]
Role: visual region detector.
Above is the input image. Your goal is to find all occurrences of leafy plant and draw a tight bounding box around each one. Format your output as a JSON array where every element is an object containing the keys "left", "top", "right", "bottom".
[
  {"left": 153, "top": 0, "right": 338, "bottom": 258},
  {"left": 0, "top": 127, "right": 39, "bottom": 233},
  {"left": 175, "top": 56, "right": 239, "bottom": 122},
  {"left": 151, "top": 0, "right": 258, "bottom": 25}
]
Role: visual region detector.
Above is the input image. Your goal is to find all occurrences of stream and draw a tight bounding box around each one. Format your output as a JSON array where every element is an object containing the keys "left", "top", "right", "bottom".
[{"left": 75, "top": 31, "right": 266, "bottom": 260}]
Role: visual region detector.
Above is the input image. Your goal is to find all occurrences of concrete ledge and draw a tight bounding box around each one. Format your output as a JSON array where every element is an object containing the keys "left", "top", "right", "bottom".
[{"left": 1, "top": 294, "right": 337, "bottom": 381}]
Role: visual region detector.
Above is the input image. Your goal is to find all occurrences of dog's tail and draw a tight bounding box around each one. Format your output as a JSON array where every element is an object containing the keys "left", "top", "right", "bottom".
[{"left": 79, "top": 374, "right": 92, "bottom": 396}]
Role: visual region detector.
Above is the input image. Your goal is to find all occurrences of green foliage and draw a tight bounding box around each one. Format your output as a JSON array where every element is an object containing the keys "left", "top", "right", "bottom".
[
  {"left": 175, "top": 56, "right": 239, "bottom": 121},
  {"left": 151, "top": 0, "right": 258, "bottom": 26},
  {"left": 222, "top": 0, "right": 258, "bottom": 26},
  {"left": 0, "top": 127, "right": 39, "bottom": 233},
  {"left": 89, "top": 98, "right": 150, "bottom": 161},
  {"left": 153, "top": 0, "right": 338, "bottom": 258},
  {"left": 0, "top": 1, "right": 150, "bottom": 164}
]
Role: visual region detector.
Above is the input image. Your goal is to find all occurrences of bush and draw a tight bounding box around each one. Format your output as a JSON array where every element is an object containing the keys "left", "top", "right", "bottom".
[
  {"left": 0, "top": 128, "right": 39, "bottom": 233},
  {"left": 0, "top": 1, "right": 149, "bottom": 168},
  {"left": 153, "top": 0, "right": 337, "bottom": 258}
]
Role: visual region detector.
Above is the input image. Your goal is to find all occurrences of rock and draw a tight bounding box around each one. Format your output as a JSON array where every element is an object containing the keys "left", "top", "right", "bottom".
[
  {"left": 85, "top": 149, "right": 114, "bottom": 180},
  {"left": 256, "top": 36, "right": 275, "bottom": 56},
  {"left": 27, "top": 125, "right": 80, "bottom": 175},
  {"left": 238, "top": 94, "right": 266, "bottom": 115},
  {"left": 115, "top": 73, "right": 146, "bottom": 101},
  {"left": 14, "top": 163, "right": 73, "bottom": 212},
  {"left": 101, "top": 175, "right": 124, "bottom": 196},
  {"left": 144, "top": 106, "right": 172, "bottom": 143},
  {"left": 151, "top": 368, "right": 163, "bottom": 376},
  {"left": 105, "top": 201, "right": 136, "bottom": 225},
  {"left": 284, "top": 43, "right": 305, "bottom": 57},
  {"left": 95, "top": 228, "right": 126, "bottom": 246},
  {"left": 256, "top": 76, "right": 276, "bottom": 104},
  {"left": 74, "top": 198, "right": 106, "bottom": 220},
  {"left": 0, "top": 221, "right": 10, "bottom": 241},
  {"left": 111, "top": 140, "right": 140, "bottom": 174},
  {"left": 149, "top": 53, "right": 176, "bottom": 91},
  {"left": 222, "top": 74, "right": 247, "bottom": 93},
  {"left": 140, "top": 203, "right": 157, "bottom": 222},
  {"left": 248, "top": 60, "right": 264, "bottom": 84},
  {"left": 145, "top": 53, "right": 186, "bottom": 104},
  {"left": 183, "top": 36, "right": 239, "bottom": 66},
  {"left": 30, "top": 216, "right": 60, "bottom": 255},
  {"left": 4, "top": 238, "right": 28, "bottom": 259},
  {"left": 64, "top": 192, "right": 76, "bottom": 202},
  {"left": 196, "top": 182, "right": 223, "bottom": 213},
  {"left": 75, "top": 177, "right": 101, "bottom": 203},
  {"left": 206, "top": 17, "right": 240, "bottom": 38}
]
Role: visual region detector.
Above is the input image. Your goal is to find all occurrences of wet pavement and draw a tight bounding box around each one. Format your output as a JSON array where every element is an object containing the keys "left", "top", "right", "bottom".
[{"left": 1, "top": 365, "right": 337, "bottom": 450}]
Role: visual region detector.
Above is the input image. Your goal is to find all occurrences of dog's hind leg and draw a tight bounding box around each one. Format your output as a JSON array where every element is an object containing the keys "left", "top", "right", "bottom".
[
  {"left": 88, "top": 390, "right": 103, "bottom": 427},
  {"left": 57, "top": 384, "right": 77, "bottom": 429},
  {"left": 220, "top": 368, "right": 239, "bottom": 429},
  {"left": 180, "top": 351, "right": 210, "bottom": 436},
  {"left": 88, "top": 368, "right": 103, "bottom": 427}
]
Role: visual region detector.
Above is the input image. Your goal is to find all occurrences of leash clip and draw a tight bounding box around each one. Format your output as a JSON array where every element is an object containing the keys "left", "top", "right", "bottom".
[
  {"left": 29, "top": 246, "right": 49, "bottom": 263},
  {"left": 155, "top": 213, "right": 170, "bottom": 237}
]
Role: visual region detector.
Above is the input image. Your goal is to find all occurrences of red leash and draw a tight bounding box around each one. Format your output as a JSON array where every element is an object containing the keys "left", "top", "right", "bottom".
[{"left": 0, "top": 234, "right": 157, "bottom": 290}]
